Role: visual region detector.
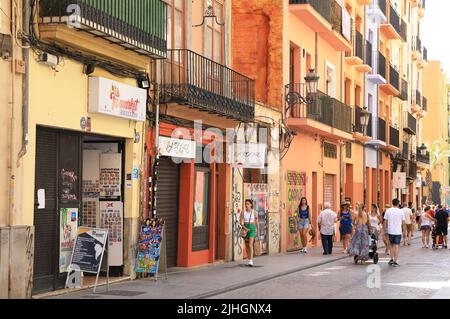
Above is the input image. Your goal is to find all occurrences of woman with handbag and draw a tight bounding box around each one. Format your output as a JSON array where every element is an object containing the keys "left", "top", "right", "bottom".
[{"left": 240, "top": 199, "right": 260, "bottom": 267}]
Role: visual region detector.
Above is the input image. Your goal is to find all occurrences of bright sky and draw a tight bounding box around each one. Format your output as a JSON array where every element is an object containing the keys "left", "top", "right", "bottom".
[{"left": 422, "top": 0, "right": 450, "bottom": 80}]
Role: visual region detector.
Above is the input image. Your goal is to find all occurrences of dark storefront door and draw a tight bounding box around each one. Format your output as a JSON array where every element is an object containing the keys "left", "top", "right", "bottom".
[
  {"left": 33, "top": 127, "right": 81, "bottom": 294},
  {"left": 156, "top": 157, "right": 180, "bottom": 268}
]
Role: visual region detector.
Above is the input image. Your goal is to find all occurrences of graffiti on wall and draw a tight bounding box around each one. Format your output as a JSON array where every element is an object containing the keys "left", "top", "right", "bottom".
[
  {"left": 244, "top": 184, "right": 269, "bottom": 254},
  {"left": 232, "top": 181, "right": 243, "bottom": 256},
  {"left": 286, "top": 171, "right": 307, "bottom": 251},
  {"left": 269, "top": 214, "right": 280, "bottom": 248}
]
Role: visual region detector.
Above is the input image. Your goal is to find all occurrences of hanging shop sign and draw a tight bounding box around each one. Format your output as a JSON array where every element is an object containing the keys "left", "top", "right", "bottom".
[
  {"left": 229, "top": 143, "right": 267, "bottom": 169},
  {"left": 99, "top": 201, "right": 123, "bottom": 266},
  {"left": 158, "top": 136, "right": 196, "bottom": 159},
  {"left": 393, "top": 172, "right": 407, "bottom": 189},
  {"left": 69, "top": 227, "right": 108, "bottom": 274},
  {"left": 59, "top": 208, "right": 79, "bottom": 273},
  {"left": 135, "top": 219, "right": 165, "bottom": 274},
  {"left": 89, "top": 77, "right": 147, "bottom": 122}
]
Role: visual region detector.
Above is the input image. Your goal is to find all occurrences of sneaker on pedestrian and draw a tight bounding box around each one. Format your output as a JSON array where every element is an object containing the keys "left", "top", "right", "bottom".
[
  {"left": 388, "top": 259, "right": 394, "bottom": 266},
  {"left": 393, "top": 262, "right": 400, "bottom": 267},
  {"left": 304, "top": 248, "right": 308, "bottom": 253},
  {"left": 248, "top": 260, "right": 254, "bottom": 267}
]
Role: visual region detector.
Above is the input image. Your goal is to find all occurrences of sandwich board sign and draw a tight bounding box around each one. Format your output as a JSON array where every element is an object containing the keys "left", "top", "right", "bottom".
[{"left": 65, "top": 227, "right": 109, "bottom": 292}]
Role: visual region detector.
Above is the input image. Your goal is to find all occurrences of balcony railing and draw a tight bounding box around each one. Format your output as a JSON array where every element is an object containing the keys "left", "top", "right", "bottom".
[
  {"left": 423, "top": 96, "right": 428, "bottom": 112},
  {"left": 415, "top": 36, "right": 422, "bottom": 52},
  {"left": 379, "top": 0, "right": 387, "bottom": 17},
  {"left": 159, "top": 49, "right": 255, "bottom": 123},
  {"left": 390, "top": 126, "right": 400, "bottom": 148},
  {"left": 290, "top": 0, "right": 348, "bottom": 39},
  {"left": 416, "top": 147, "right": 430, "bottom": 164},
  {"left": 416, "top": 90, "right": 422, "bottom": 107},
  {"left": 423, "top": 47, "right": 428, "bottom": 61},
  {"left": 39, "top": 0, "right": 167, "bottom": 58},
  {"left": 378, "top": 117, "right": 387, "bottom": 142},
  {"left": 402, "top": 142, "right": 410, "bottom": 159},
  {"left": 408, "top": 160, "right": 417, "bottom": 179},
  {"left": 400, "top": 79, "right": 408, "bottom": 101},
  {"left": 389, "top": 65, "right": 400, "bottom": 91},
  {"left": 388, "top": 4, "right": 401, "bottom": 36},
  {"left": 403, "top": 112, "right": 417, "bottom": 135},
  {"left": 286, "top": 85, "right": 353, "bottom": 134},
  {"left": 400, "top": 19, "right": 408, "bottom": 42},
  {"left": 378, "top": 51, "right": 387, "bottom": 79},
  {"left": 366, "top": 41, "right": 373, "bottom": 66},
  {"left": 355, "top": 31, "right": 364, "bottom": 61}
]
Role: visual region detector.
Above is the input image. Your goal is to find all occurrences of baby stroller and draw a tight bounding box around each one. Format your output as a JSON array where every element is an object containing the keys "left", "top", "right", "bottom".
[
  {"left": 353, "top": 234, "right": 379, "bottom": 264},
  {"left": 368, "top": 234, "right": 379, "bottom": 264},
  {"left": 432, "top": 225, "right": 444, "bottom": 250}
]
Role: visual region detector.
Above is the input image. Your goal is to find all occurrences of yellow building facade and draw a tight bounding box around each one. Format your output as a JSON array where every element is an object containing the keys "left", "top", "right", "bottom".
[{"left": 423, "top": 61, "right": 450, "bottom": 205}]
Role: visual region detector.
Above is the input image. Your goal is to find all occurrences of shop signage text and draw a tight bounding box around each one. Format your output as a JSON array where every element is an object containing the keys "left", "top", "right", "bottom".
[
  {"left": 159, "top": 136, "right": 196, "bottom": 159},
  {"left": 89, "top": 77, "right": 147, "bottom": 122},
  {"left": 229, "top": 143, "right": 267, "bottom": 169}
]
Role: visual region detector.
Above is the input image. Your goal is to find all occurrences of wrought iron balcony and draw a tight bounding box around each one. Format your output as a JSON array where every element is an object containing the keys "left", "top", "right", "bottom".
[
  {"left": 408, "top": 160, "right": 417, "bottom": 179},
  {"left": 390, "top": 126, "right": 400, "bottom": 148},
  {"left": 286, "top": 84, "right": 353, "bottom": 134},
  {"left": 389, "top": 65, "right": 400, "bottom": 91},
  {"left": 158, "top": 49, "right": 255, "bottom": 123},
  {"left": 366, "top": 41, "right": 373, "bottom": 66},
  {"left": 378, "top": 117, "right": 387, "bottom": 142},
  {"left": 289, "top": 0, "right": 338, "bottom": 28},
  {"left": 379, "top": 0, "right": 387, "bottom": 17},
  {"left": 378, "top": 51, "right": 387, "bottom": 79},
  {"left": 416, "top": 147, "right": 430, "bottom": 164},
  {"left": 416, "top": 90, "right": 422, "bottom": 107},
  {"left": 400, "top": 79, "right": 408, "bottom": 101},
  {"left": 400, "top": 19, "right": 408, "bottom": 42},
  {"left": 423, "top": 96, "right": 428, "bottom": 112},
  {"left": 402, "top": 142, "right": 410, "bottom": 159},
  {"left": 423, "top": 47, "right": 428, "bottom": 61},
  {"left": 403, "top": 112, "right": 417, "bottom": 135},
  {"left": 39, "top": 0, "right": 167, "bottom": 58},
  {"left": 380, "top": 2, "right": 401, "bottom": 40}
]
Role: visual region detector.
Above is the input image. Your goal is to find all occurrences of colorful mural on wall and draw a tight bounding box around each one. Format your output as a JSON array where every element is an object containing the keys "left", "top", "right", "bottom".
[{"left": 286, "top": 171, "right": 306, "bottom": 251}]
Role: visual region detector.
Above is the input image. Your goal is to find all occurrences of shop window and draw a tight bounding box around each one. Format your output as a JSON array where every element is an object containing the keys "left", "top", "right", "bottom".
[{"left": 192, "top": 166, "right": 211, "bottom": 251}]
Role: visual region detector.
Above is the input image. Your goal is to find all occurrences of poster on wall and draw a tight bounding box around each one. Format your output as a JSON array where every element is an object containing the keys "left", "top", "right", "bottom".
[
  {"left": 286, "top": 171, "right": 307, "bottom": 252},
  {"left": 59, "top": 208, "right": 79, "bottom": 273},
  {"left": 70, "top": 227, "right": 108, "bottom": 274},
  {"left": 99, "top": 201, "right": 124, "bottom": 266},
  {"left": 135, "top": 219, "right": 165, "bottom": 274},
  {"left": 100, "top": 153, "right": 122, "bottom": 198},
  {"left": 244, "top": 184, "right": 269, "bottom": 254},
  {"left": 82, "top": 150, "right": 101, "bottom": 227}
]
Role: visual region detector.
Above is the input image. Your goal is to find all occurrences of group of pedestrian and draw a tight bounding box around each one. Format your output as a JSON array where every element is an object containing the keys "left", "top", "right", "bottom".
[{"left": 239, "top": 195, "right": 449, "bottom": 268}]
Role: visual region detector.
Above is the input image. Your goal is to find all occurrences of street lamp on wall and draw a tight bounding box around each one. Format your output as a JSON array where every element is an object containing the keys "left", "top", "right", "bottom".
[
  {"left": 419, "top": 143, "right": 428, "bottom": 156},
  {"left": 285, "top": 69, "right": 320, "bottom": 109},
  {"left": 360, "top": 106, "right": 371, "bottom": 136}
]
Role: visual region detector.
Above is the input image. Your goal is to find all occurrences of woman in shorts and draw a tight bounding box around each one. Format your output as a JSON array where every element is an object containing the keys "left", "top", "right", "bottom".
[{"left": 419, "top": 206, "right": 433, "bottom": 248}]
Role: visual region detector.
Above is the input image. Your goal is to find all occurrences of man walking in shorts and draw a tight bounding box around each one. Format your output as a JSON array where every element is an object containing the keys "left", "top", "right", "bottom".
[
  {"left": 402, "top": 202, "right": 413, "bottom": 246},
  {"left": 432, "top": 205, "right": 450, "bottom": 249},
  {"left": 384, "top": 199, "right": 406, "bottom": 267}
]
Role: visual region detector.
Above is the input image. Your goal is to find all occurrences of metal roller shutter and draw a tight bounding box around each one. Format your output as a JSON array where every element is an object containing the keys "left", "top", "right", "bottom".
[
  {"left": 156, "top": 158, "right": 180, "bottom": 268},
  {"left": 33, "top": 128, "right": 58, "bottom": 294}
]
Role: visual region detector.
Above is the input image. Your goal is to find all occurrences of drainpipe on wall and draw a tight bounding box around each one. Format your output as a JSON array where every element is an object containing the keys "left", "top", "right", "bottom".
[
  {"left": 18, "top": 0, "right": 30, "bottom": 162},
  {"left": 8, "top": 0, "right": 17, "bottom": 227},
  {"left": 315, "top": 33, "right": 318, "bottom": 73}
]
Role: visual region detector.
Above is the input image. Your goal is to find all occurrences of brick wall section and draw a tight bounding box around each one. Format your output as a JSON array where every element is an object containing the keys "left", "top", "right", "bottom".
[{"left": 232, "top": 0, "right": 283, "bottom": 109}]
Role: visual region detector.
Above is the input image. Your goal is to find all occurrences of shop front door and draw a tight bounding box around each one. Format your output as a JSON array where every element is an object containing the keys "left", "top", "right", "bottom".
[
  {"left": 156, "top": 157, "right": 180, "bottom": 268},
  {"left": 33, "top": 127, "right": 81, "bottom": 294}
]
